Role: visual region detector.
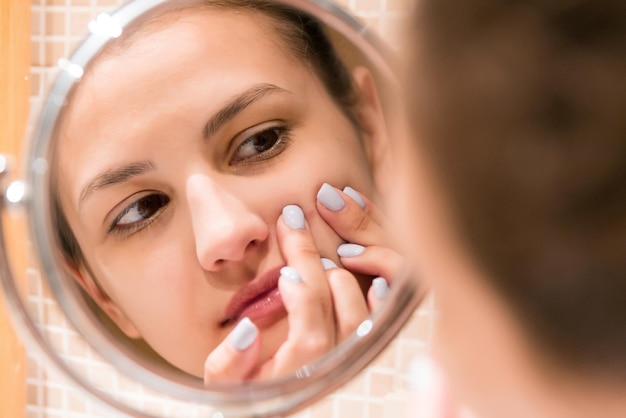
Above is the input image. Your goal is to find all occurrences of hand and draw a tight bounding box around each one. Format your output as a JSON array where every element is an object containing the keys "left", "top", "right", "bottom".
[
  {"left": 316, "top": 183, "right": 405, "bottom": 311},
  {"left": 204, "top": 203, "right": 371, "bottom": 383}
]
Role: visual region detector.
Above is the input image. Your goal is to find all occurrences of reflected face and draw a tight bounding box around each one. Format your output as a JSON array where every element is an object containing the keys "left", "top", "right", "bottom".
[{"left": 56, "top": 11, "right": 375, "bottom": 377}]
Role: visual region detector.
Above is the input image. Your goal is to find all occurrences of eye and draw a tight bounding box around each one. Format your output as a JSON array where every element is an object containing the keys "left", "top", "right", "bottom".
[
  {"left": 109, "top": 192, "right": 170, "bottom": 235},
  {"left": 230, "top": 125, "right": 291, "bottom": 165}
]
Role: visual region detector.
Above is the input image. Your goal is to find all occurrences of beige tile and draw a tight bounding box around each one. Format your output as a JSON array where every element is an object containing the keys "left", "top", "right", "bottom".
[
  {"left": 398, "top": 313, "right": 431, "bottom": 341},
  {"left": 45, "top": 385, "right": 65, "bottom": 409},
  {"left": 31, "top": 40, "right": 43, "bottom": 67},
  {"left": 44, "top": 40, "right": 67, "bottom": 66},
  {"left": 31, "top": 9, "right": 43, "bottom": 36},
  {"left": 309, "top": 397, "right": 333, "bottom": 418},
  {"left": 368, "top": 402, "right": 385, "bottom": 418},
  {"left": 340, "top": 372, "right": 367, "bottom": 395},
  {"left": 67, "top": 392, "right": 90, "bottom": 413},
  {"left": 371, "top": 343, "right": 396, "bottom": 368},
  {"left": 70, "top": 10, "right": 94, "bottom": 36},
  {"left": 27, "top": 356, "right": 41, "bottom": 378},
  {"left": 336, "top": 398, "right": 366, "bottom": 418},
  {"left": 368, "top": 370, "right": 394, "bottom": 398},
  {"left": 26, "top": 382, "right": 40, "bottom": 405},
  {"left": 45, "top": 11, "right": 66, "bottom": 36}
]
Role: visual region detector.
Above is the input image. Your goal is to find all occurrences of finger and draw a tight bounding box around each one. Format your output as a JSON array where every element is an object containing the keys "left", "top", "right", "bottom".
[
  {"left": 204, "top": 317, "right": 261, "bottom": 384},
  {"left": 258, "top": 206, "right": 337, "bottom": 378},
  {"left": 337, "top": 243, "right": 404, "bottom": 282},
  {"left": 278, "top": 205, "right": 333, "bottom": 308},
  {"left": 367, "top": 277, "right": 390, "bottom": 312},
  {"left": 255, "top": 266, "right": 335, "bottom": 378},
  {"left": 316, "top": 183, "right": 389, "bottom": 247},
  {"left": 324, "top": 265, "right": 370, "bottom": 340}
]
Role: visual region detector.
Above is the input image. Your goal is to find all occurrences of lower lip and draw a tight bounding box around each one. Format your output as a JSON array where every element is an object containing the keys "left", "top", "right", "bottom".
[{"left": 237, "top": 287, "right": 286, "bottom": 327}]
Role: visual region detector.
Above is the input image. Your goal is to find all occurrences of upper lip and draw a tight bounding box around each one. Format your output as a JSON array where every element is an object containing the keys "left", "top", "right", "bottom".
[{"left": 220, "top": 265, "right": 283, "bottom": 326}]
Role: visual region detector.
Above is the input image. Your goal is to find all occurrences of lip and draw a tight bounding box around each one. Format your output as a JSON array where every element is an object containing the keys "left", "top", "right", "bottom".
[{"left": 221, "top": 265, "right": 287, "bottom": 328}]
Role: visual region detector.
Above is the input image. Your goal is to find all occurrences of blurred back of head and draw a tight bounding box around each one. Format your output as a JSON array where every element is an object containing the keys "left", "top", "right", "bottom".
[{"left": 408, "top": 0, "right": 626, "bottom": 381}]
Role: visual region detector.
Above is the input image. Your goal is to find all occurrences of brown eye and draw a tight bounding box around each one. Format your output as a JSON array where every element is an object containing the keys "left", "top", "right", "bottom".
[
  {"left": 111, "top": 193, "right": 170, "bottom": 232},
  {"left": 231, "top": 127, "right": 288, "bottom": 164}
]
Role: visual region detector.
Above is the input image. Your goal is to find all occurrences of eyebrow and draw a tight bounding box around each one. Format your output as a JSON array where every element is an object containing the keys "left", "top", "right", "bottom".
[
  {"left": 78, "top": 160, "right": 155, "bottom": 208},
  {"left": 77, "top": 84, "right": 289, "bottom": 208},
  {"left": 203, "top": 83, "right": 290, "bottom": 140}
]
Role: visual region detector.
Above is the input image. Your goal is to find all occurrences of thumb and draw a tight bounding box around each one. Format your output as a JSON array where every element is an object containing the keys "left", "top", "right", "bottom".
[{"left": 204, "top": 317, "right": 261, "bottom": 384}]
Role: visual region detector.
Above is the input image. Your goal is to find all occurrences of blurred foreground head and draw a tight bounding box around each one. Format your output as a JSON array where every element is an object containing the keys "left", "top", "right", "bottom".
[{"left": 399, "top": 1, "right": 626, "bottom": 417}]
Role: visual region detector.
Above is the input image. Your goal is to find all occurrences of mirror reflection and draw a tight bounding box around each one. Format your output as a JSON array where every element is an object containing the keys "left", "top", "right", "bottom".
[{"left": 50, "top": 0, "right": 402, "bottom": 383}]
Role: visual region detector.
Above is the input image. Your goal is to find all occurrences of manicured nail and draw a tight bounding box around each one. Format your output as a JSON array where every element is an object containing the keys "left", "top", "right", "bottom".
[
  {"left": 343, "top": 186, "right": 366, "bottom": 209},
  {"left": 280, "top": 266, "right": 302, "bottom": 283},
  {"left": 337, "top": 243, "right": 365, "bottom": 257},
  {"left": 321, "top": 257, "right": 337, "bottom": 270},
  {"left": 317, "top": 183, "right": 345, "bottom": 211},
  {"left": 230, "top": 317, "right": 258, "bottom": 351},
  {"left": 372, "top": 277, "right": 389, "bottom": 300},
  {"left": 282, "top": 205, "right": 305, "bottom": 229}
]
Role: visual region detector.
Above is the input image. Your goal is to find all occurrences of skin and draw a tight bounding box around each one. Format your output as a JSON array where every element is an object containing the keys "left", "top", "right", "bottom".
[{"left": 55, "top": 10, "right": 401, "bottom": 380}]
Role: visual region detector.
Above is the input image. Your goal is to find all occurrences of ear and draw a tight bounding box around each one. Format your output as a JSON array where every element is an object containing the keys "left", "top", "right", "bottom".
[
  {"left": 352, "top": 66, "right": 391, "bottom": 180},
  {"left": 66, "top": 263, "right": 141, "bottom": 339}
]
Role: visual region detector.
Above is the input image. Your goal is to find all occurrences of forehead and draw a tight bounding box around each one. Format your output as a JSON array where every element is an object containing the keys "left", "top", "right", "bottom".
[
  {"left": 53, "top": 8, "right": 323, "bottom": 202},
  {"left": 56, "top": 9, "right": 307, "bottom": 143},
  {"left": 85, "top": 9, "right": 294, "bottom": 91}
]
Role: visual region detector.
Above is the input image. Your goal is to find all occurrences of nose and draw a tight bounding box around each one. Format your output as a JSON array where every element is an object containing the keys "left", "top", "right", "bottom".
[{"left": 186, "top": 174, "right": 268, "bottom": 271}]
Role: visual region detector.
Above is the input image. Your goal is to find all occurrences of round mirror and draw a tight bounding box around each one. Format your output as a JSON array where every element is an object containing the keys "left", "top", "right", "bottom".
[{"left": 0, "top": 0, "right": 422, "bottom": 416}]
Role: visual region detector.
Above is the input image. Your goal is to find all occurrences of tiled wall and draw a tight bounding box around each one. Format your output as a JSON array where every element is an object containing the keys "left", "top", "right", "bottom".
[{"left": 27, "top": 1, "right": 427, "bottom": 417}]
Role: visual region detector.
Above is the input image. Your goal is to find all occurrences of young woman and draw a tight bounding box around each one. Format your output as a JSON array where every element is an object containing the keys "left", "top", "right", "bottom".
[
  {"left": 399, "top": 1, "right": 626, "bottom": 417},
  {"left": 52, "top": 0, "right": 402, "bottom": 383}
]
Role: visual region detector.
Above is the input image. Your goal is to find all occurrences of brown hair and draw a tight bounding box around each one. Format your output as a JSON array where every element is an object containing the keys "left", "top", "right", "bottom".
[
  {"left": 55, "top": 0, "right": 360, "bottom": 270},
  {"left": 408, "top": 0, "right": 626, "bottom": 380}
]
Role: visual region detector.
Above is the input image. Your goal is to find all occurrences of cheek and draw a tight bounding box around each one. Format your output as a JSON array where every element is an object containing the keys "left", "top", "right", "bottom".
[{"left": 92, "top": 238, "right": 206, "bottom": 328}]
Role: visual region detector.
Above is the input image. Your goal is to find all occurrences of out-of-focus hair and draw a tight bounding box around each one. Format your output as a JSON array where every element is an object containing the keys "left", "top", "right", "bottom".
[{"left": 408, "top": 0, "right": 626, "bottom": 380}]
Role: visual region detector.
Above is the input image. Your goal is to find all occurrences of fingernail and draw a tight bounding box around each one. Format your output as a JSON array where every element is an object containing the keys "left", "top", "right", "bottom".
[
  {"left": 372, "top": 277, "right": 389, "bottom": 300},
  {"left": 230, "top": 317, "right": 258, "bottom": 351},
  {"left": 321, "top": 257, "right": 337, "bottom": 270},
  {"left": 337, "top": 243, "right": 365, "bottom": 257},
  {"left": 343, "top": 186, "right": 366, "bottom": 209},
  {"left": 317, "top": 183, "right": 345, "bottom": 211},
  {"left": 280, "top": 266, "right": 302, "bottom": 283},
  {"left": 283, "top": 205, "right": 305, "bottom": 229}
]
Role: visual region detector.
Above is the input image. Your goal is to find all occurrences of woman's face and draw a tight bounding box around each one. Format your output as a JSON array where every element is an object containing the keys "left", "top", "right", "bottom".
[{"left": 55, "top": 11, "right": 377, "bottom": 377}]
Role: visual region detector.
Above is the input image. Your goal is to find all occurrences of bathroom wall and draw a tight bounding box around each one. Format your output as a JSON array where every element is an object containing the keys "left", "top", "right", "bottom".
[{"left": 27, "top": 0, "right": 430, "bottom": 416}]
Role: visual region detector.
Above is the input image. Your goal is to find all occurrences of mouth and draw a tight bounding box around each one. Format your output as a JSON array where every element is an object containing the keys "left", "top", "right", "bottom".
[{"left": 220, "top": 266, "right": 287, "bottom": 328}]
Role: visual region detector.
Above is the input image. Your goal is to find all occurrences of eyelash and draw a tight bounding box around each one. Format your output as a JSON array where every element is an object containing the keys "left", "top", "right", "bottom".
[
  {"left": 108, "top": 192, "right": 170, "bottom": 238},
  {"left": 105, "top": 125, "right": 291, "bottom": 238},
  {"left": 229, "top": 124, "right": 292, "bottom": 166}
]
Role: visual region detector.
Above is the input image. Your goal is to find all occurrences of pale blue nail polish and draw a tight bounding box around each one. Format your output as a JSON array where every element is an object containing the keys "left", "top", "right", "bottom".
[
  {"left": 283, "top": 205, "right": 305, "bottom": 229},
  {"left": 317, "top": 183, "right": 345, "bottom": 211},
  {"left": 321, "top": 258, "right": 337, "bottom": 270},
  {"left": 372, "top": 277, "right": 389, "bottom": 300},
  {"left": 280, "top": 266, "right": 302, "bottom": 283},
  {"left": 337, "top": 243, "right": 365, "bottom": 257},
  {"left": 343, "top": 186, "right": 366, "bottom": 209},
  {"left": 230, "top": 317, "right": 258, "bottom": 351}
]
